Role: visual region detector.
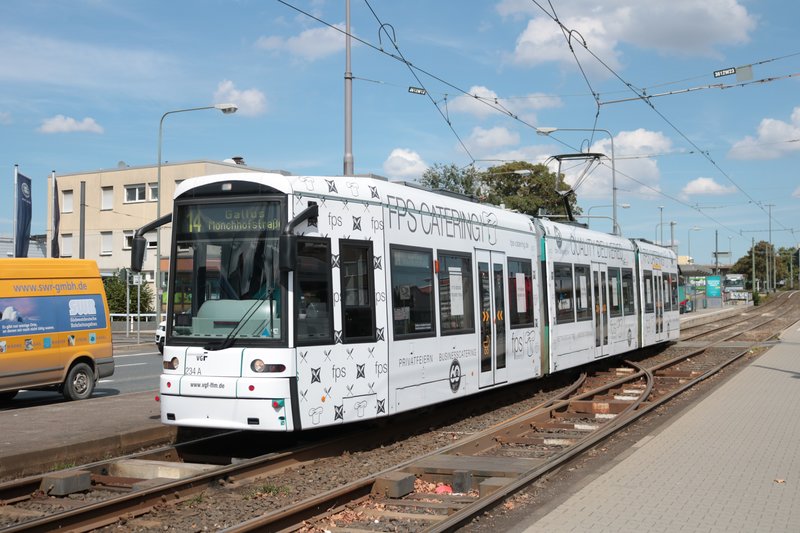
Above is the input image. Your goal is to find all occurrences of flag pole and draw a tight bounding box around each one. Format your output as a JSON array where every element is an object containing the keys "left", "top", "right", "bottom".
[{"left": 13, "top": 164, "right": 18, "bottom": 257}]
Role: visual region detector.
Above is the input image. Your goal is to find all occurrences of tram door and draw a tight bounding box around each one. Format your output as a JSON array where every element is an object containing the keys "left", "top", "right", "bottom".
[
  {"left": 477, "top": 250, "right": 508, "bottom": 388},
  {"left": 592, "top": 262, "right": 609, "bottom": 357},
  {"left": 654, "top": 270, "right": 664, "bottom": 334}
]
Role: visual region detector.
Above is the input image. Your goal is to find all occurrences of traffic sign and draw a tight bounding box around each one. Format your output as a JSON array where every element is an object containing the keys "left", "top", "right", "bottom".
[{"left": 408, "top": 86, "right": 427, "bottom": 95}]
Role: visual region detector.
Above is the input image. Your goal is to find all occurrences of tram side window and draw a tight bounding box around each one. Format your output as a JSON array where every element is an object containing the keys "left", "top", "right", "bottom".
[
  {"left": 671, "top": 274, "right": 679, "bottom": 308},
  {"left": 296, "top": 238, "right": 333, "bottom": 344},
  {"left": 621, "top": 268, "right": 635, "bottom": 316},
  {"left": 663, "top": 276, "right": 672, "bottom": 311},
  {"left": 643, "top": 270, "right": 654, "bottom": 313},
  {"left": 554, "top": 262, "right": 574, "bottom": 324},
  {"left": 508, "top": 258, "right": 534, "bottom": 328},
  {"left": 438, "top": 252, "right": 475, "bottom": 335},
  {"left": 391, "top": 246, "right": 435, "bottom": 338},
  {"left": 608, "top": 267, "right": 622, "bottom": 318},
  {"left": 340, "top": 240, "right": 376, "bottom": 343},
  {"left": 574, "top": 264, "right": 592, "bottom": 321}
]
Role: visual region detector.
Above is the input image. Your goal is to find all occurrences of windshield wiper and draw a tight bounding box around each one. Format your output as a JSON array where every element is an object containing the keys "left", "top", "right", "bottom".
[{"left": 203, "top": 288, "right": 276, "bottom": 351}]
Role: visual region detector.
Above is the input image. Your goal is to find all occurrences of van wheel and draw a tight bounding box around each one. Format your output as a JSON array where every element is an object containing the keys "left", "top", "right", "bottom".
[
  {"left": 63, "top": 363, "right": 95, "bottom": 401},
  {"left": 0, "top": 390, "right": 18, "bottom": 402}
]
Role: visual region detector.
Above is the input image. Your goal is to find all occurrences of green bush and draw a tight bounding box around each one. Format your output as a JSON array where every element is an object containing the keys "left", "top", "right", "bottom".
[{"left": 103, "top": 275, "right": 154, "bottom": 314}]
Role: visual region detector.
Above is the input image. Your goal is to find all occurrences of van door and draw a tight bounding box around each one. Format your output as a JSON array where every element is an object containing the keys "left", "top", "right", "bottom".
[{"left": 477, "top": 250, "right": 508, "bottom": 387}]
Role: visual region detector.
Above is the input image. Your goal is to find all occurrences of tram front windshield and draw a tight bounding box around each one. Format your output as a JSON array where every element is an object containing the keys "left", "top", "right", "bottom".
[{"left": 170, "top": 200, "right": 283, "bottom": 345}]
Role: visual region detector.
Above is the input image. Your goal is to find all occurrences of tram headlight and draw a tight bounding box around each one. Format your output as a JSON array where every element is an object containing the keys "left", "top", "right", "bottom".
[
  {"left": 163, "top": 357, "right": 180, "bottom": 370},
  {"left": 250, "top": 359, "right": 286, "bottom": 373}
]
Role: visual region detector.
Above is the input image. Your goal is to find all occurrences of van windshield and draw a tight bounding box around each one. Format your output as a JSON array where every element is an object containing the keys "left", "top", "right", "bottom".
[{"left": 170, "top": 200, "right": 284, "bottom": 344}]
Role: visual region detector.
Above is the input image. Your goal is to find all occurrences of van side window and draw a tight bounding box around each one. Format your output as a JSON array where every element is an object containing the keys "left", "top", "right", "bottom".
[
  {"left": 339, "top": 240, "right": 376, "bottom": 343},
  {"left": 438, "top": 251, "right": 474, "bottom": 335},
  {"left": 296, "top": 238, "right": 333, "bottom": 345},
  {"left": 391, "top": 246, "right": 435, "bottom": 339}
]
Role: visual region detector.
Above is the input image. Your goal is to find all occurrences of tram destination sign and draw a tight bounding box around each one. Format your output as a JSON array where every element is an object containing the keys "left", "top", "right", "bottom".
[{"left": 180, "top": 203, "right": 281, "bottom": 235}]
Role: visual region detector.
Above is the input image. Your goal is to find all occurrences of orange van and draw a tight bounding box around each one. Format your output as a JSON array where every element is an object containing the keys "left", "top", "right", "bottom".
[{"left": 0, "top": 259, "right": 114, "bottom": 401}]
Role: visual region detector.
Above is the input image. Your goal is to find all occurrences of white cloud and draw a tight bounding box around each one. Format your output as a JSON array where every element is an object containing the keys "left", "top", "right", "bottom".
[
  {"left": 214, "top": 80, "right": 267, "bottom": 117},
  {"left": 728, "top": 107, "right": 800, "bottom": 160},
  {"left": 38, "top": 115, "right": 103, "bottom": 134},
  {"left": 557, "top": 129, "right": 672, "bottom": 199},
  {"left": 500, "top": 0, "right": 756, "bottom": 70},
  {"left": 0, "top": 111, "right": 11, "bottom": 125},
  {"left": 465, "top": 126, "right": 520, "bottom": 153},
  {"left": 449, "top": 85, "right": 562, "bottom": 122},
  {"left": 382, "top": 148, "right": 428, "bottom": 179},
  {"left": 256, "top": 24, "right": 347, "bottom": 61},
  {"left": 681, "top": 177, "right": 737, "bottom": 197},
  {"left": 512, "top": 16, "right": 621, "bottom": 73},
  {"left": 793, "top": 187, "right": 800, "bottom": 199}
]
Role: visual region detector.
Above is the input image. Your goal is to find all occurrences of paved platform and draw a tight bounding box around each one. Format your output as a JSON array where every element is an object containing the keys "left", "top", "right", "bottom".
[
  {"left": 520, "top": 319, "right": 800, "bottom": 532},
  {"left": 0, "top": 391, "right": 172, "bottom": 479}
]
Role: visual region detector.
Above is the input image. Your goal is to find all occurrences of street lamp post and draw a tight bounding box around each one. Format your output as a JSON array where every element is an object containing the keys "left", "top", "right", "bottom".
[
  {"left": 687, "top": 226, "right": 701, "bottom": 263},
  {"left": 537, "top": 127, "right": 617, "bottom": 234},
  {"left": 587, "top": 203, "right": 630, "bottom": 231},
  {"left": 156, "top": 103, "right": 237, "bottom": 320}
]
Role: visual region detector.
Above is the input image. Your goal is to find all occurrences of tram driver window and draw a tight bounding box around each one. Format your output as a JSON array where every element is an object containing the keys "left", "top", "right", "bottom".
[
  {"left": 554, "top": 262, "right": 575, "bottom": 324},
  {"left": 391, "top": 246, "right": 435, "bottom": 338},
  {"left": 296, "top": 238, "right": 333, "bottom": 344}
]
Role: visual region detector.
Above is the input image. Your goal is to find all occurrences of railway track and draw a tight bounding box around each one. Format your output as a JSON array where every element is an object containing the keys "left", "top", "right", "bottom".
[{"left": 1, "top": 294, "right": 797, "bottom": 532}]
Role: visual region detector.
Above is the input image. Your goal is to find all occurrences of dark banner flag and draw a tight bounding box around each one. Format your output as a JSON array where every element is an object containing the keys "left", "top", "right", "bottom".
[
  {"left": 51, "top": 172, "right": 60, "bottom": 257},
  {"left": 14, "top": 171, "right": 32, "bottom": 258}
]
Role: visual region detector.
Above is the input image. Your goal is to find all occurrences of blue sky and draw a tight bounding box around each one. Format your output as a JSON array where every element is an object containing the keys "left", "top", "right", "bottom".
[{"left": 2, "top": 0, "right": 799, "bottom": 265}]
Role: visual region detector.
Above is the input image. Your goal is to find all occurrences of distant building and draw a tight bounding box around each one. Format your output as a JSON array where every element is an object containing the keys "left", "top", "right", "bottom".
[
  {"left": 46, "top": 159, "right": 259, "bottom": 308},
  {"left": 0, "top": 235, "right": 47, "bottom": 258}
]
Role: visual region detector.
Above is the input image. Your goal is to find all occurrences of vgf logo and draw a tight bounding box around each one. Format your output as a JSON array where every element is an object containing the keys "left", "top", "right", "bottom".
[{"left": 195, "top": 355, "right": 208, "bottom": 362}]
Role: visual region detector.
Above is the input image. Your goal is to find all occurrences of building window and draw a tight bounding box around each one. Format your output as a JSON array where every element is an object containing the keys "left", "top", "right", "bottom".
[
  {"left": 146, "top": 232, "right": 157, "bottom": 249},
  {"left": 125, "top": 184, "right": 146, "bottom": 203},
  {"left": 99, "top": 231, "right": 113, "bottom": 256},
  {"left": 340, "top": 240, "right": 376, "bottom": 343},
  {"left": 62, "top": 190, "right": 74, "bottom": 213},
  {"left": 508, "top": 258, "right": 533, "bottom": 328},
  {"left": 62, "top": 234, "right": 73, "bottom": 257},
  {"left": 438, "top": 251, "right": 474, "bottom": 335},
  {"left": 149, "top": 182, "right": 158, "bottom": 201},
  {"left": 391, "top": 246, "right": 435, "bottom": 338},
  {"left": 123, "top": 231, "right": 133, "bottom": 250},
  {"left": 101, "top": 187, "right": 114, "bottom": 210}
]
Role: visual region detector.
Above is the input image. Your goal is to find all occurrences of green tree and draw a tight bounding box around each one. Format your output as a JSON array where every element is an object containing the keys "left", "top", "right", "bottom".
[
  {"left": 420, "top": 163, "right": 481, "bottom": 197},
  {"left": 729, "top": 241, "right": 795, "bottom": 290},
  {"left": 480, "top": 161, "right": 581, "bottom": 218},
  {"left": 103, "top": 272, "right": 154, "bottom": 314}
]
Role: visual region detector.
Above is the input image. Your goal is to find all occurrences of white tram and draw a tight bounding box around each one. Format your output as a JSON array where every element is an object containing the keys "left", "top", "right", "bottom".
[{"left": 132, "top": 172, "right": 678, "bottom": 431}]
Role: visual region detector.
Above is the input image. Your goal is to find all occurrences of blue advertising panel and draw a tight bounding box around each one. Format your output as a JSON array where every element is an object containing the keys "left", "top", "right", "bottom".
[
  {"left": 0, "top": 294, "right": 107, "bottom": 337},
  {"left": 706, "top": 276, "right": 722, "bottom": 298}
]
